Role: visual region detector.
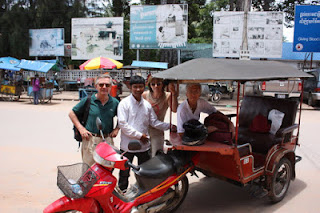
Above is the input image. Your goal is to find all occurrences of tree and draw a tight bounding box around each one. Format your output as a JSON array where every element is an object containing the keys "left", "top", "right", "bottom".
[
  {"left": 251, "top": 0, "right": 306, "bottom": 27},
  {"left": 189, "top": 0, "right": 229, "bottom": 43},
  {"left": 0, "top": 0, "right": 86, "bottom": 58},
  {"left": 272, "top": 0, "right": 305, "bottom": 28}
]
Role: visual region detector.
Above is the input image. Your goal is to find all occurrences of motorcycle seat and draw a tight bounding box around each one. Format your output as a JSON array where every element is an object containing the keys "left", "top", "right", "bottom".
[{"left": 134, "top": 154, "right": 175, "bottom": 178}]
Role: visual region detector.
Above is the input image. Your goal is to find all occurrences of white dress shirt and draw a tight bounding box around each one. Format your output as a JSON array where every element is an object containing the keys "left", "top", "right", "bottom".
[
  {"left": 117, "top": 94, "right": 170, "bottom": 152},
  {"left": 177, "top": 98, "right": 217, "bottom": 133}
]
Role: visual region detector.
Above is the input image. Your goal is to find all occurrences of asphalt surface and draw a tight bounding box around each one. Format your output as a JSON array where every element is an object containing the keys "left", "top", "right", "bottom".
[{"left": 0, "top": 92, "right": 319, "bottom": 212}]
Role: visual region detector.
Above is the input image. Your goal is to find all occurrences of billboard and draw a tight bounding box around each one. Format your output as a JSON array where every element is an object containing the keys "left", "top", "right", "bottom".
[
  {"left": 72, "top": 17, "right": 124, "bottom": 60},
  {"left": 293, "top": 5, "right": 320, "bottom": 52},
  {"left": 213, "top": 11, "right": 283, "bottom": 58},
  {"left": 29, "top": 28, "right": 65, "bottom": 57},
  {"left": 130, "top": 4, "right": 188, "bottom": 49}
]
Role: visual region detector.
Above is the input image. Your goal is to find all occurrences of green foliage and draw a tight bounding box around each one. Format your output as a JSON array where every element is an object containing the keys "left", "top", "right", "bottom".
[
  {"left": 272, "top": 0, "right": 305, "bottom": 28},
  {"left": 0, "top": 0, "right": 86, "bottom": 58},
  {"left": 189, "top": 0, "right": 228, "bottom": 43},
  {"left": 252, "top": 0, "right": 305, "bottom": 27}
]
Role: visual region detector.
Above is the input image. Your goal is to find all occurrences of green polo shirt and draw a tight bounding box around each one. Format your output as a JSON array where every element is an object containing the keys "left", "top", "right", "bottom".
[{"left": 72, "top": 94, "right": 119, "bottom": 134}]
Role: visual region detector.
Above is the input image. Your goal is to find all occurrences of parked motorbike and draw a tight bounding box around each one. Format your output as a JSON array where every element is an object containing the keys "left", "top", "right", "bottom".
[
  {"left": 208, "top": 82, "right": 234, "bottom": 103},
  {"left": 44, "top": 118, "right": 197, "bottom": 213},
  {"left": 208, "top": 83, "right": 222, "bottom": 103}
]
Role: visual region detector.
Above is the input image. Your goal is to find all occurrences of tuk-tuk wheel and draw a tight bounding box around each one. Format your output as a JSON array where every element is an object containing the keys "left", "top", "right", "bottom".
[{"left": 268, "top": 158, "right": 292, "bottom": 203}]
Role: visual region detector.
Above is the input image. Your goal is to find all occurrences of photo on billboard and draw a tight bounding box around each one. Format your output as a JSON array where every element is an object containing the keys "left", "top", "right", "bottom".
[
  {"left": 72, "top": 17, "right": 124, "bottom": 60},
  {"left": 29, "top": 28, "right": 65, "bottom": 57},
  {"left": 130, "top": 4, "right": 188, "bottom": 49},
  {"left": 213, "top": 11, "right": 283, "bottom": 58}
]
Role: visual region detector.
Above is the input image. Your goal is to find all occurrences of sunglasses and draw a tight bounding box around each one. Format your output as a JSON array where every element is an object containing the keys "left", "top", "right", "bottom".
[
  {"left": 98, "top": 83, "right": 111, "bottom": 88},
  {"left": 151, "top": 82, "right": 162, "bottom": 86}
]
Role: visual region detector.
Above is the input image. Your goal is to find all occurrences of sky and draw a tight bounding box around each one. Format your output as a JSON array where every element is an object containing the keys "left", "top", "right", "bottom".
[{"left": 284, "top": 27, "right": 294, "bottom": 42}]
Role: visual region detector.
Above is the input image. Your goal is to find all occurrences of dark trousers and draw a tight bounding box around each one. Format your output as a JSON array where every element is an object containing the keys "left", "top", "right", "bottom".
[{"left": 118, "top": 150, "right": 150, "bottom": 191}]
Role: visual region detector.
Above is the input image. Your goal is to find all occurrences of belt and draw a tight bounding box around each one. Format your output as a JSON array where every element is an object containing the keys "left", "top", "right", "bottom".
[{"left": 92, "top": 133, "right": 109, "bottom": 138}]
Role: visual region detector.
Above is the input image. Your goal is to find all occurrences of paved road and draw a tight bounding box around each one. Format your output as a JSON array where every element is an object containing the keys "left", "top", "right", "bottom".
[{"left": 0, "top": 98, "right": 319, "bottom": 212}]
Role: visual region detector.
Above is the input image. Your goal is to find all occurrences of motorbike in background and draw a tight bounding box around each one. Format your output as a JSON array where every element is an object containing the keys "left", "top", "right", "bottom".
[{"left": 208, "top": 82, "right": 234, "bottom": 103}]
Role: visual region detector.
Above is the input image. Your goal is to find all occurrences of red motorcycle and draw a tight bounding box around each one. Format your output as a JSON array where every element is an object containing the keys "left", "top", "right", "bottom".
[{"left": 44, "top": 119, "right": 197, "bottom": 213}]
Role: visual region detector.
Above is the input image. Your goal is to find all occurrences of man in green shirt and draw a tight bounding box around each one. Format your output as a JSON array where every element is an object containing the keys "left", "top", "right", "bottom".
[{"left": 69, "top": 75, "right": 119, "bottom": 166}]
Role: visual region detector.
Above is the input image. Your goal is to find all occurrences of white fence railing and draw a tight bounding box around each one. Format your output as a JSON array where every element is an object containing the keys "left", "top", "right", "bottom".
[{"left": 22, "top": 69, "right": 162, "bottom": 84}]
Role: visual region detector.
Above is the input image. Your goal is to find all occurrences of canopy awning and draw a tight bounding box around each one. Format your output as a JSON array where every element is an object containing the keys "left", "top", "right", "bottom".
[
  {"left": 16, "top": 59, "right": 55, "bottom": 73},
  {"left": 0, "top": 57, "right": 21, "bottom": 71},
  {"left": 153, "top": 58, "right": 312, "bottom": 83},
  {"left": 131, "top": 61, "right": 168, "bottom": 69}
]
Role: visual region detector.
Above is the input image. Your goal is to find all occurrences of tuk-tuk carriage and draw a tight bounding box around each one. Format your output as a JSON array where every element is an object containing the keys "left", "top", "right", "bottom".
[{"left": 153, "top": 58, "right": 311, "bottom": 203}]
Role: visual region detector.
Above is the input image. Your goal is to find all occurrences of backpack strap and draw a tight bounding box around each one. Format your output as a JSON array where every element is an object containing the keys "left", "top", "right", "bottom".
[
  {"left": 78, "top": 94, "right": 92, "bottom": 149},
  {"left": 82, "top": 94, "right": 92, "bottom": 126}
]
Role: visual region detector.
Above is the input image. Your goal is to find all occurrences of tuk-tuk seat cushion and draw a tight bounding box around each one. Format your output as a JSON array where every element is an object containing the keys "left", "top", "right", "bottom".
[{"left": 237, "top": 96, "right": 298, "bottom": 154}]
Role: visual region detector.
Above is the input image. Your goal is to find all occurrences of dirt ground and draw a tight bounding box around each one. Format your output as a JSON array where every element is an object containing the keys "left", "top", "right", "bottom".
[{"left": 0, "top": 95, "right": 319, "bottom": 212}]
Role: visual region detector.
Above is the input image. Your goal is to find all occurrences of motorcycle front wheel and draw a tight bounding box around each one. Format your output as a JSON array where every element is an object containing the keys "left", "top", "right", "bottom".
[
  {"left": 211, "top": 93, "right": 221, "bottom": 103},
  {"left": 160, "top": 176, "right": 189, "bottom": 213}
]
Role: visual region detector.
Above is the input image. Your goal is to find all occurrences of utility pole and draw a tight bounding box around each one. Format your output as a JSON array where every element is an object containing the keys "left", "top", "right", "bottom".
[{"left": 240, "top": 0, "right": 250, "bottom": 60}]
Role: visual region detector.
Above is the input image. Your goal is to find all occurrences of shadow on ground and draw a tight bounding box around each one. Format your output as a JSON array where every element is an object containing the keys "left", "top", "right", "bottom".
[{"left": 177, "top": 177, "right": 307, "bottom": 213}]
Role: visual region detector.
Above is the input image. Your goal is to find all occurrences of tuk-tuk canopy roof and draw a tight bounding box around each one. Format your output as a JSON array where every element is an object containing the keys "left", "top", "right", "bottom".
[{"left": 153, "top": 58, "right": 312, "bottom": 83}]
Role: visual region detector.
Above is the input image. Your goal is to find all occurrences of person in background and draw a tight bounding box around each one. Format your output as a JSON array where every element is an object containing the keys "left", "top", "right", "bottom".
[
  {"left": 142, "top": 77, "right": 178, "bottom": 157},
  {"left": 32, "top": 74, "right": 40, "bottom": 105},
  {"left": 69, "top": 75, "right": 120, "bottom": 166},
  {"left": 177, "top": 83, "right": 235, "bottom": 137},
  {"left": 117, "top": 75, "right": 176, "bottom": 192}
]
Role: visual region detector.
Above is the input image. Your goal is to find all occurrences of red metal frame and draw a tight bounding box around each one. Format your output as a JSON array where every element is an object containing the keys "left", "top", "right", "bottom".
[{"left": 169, "top": 79, "right": 303, "bottom": 185}]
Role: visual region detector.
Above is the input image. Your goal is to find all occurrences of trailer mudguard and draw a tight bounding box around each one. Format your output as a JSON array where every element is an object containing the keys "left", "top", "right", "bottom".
[{"left": 265, "top": 147, "right": 296, "bottom": 179}]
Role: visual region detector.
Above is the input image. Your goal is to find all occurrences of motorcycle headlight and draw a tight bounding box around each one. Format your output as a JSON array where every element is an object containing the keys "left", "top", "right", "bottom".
[{"left": 93, "top": 151, "right": 115, "bottom": 168}]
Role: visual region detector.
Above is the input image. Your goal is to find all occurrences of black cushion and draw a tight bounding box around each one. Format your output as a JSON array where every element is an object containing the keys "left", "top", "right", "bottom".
[{"left": 134, "top": 154, "right": 175, "bottom": 178}]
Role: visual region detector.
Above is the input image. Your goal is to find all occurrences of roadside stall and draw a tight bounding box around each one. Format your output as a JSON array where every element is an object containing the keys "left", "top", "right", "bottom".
[
  {"left": 0, "top": 57, "right": 23, "bottom": 101},
  {"left": 16, "top": 59, "right": 55, "bottom": 104}
]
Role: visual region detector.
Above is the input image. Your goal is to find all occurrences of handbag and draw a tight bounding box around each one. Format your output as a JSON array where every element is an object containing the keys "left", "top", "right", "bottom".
[
  {"left": 204, "top": 112, "right": 233, "bottom": 144},
  {"left": 73, "top": 94, "right": 92, "bottom": 142}
]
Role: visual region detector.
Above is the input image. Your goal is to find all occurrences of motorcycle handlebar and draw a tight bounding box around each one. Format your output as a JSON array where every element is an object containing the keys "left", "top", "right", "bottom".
[{"left": 127, "top": 161, "right": 140, "bottom": 171}]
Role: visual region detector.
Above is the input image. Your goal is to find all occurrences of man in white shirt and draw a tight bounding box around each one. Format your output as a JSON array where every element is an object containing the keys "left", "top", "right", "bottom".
[
  {"left": 177, "top": 83, "right": 235, "bottom": 137},
  {"left": 117, "top": 75, "right": 173, "bottom": 191},
  {"left": 177, "top": 83, "right": 217, "bottom": 134}
]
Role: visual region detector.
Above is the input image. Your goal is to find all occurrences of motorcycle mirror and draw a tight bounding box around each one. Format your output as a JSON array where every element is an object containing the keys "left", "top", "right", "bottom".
[
  {"left": 128, "top": 140, "right": 142, "bottom": 151},
  {"left": 96, "top": 117, "right": 103, "bottom": 130}
]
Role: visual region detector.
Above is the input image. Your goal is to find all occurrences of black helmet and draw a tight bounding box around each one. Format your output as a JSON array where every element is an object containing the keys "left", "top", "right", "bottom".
[{"left": 182, "top": 119, "right": 208, "bottom": 146}]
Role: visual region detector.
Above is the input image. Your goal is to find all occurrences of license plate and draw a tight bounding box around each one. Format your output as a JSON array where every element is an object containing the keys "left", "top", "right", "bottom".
[{"left": 276, "top": 94, "right": 286, "bottom": 99}]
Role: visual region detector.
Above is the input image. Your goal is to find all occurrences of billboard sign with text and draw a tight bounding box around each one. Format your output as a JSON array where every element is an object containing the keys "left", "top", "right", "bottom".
[
  {"left": 213, "top": 11, "right": 283, "bottom": 58},
  {"left": 130, "top": 4, "right": 188, "bottom": 49},
  {"left": 293, "top": 5, "right": 320, "bottom": 52}
]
